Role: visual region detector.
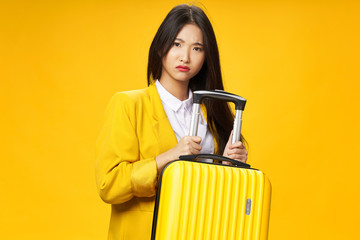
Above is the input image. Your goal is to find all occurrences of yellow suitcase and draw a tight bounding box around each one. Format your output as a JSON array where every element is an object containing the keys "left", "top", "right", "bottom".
[
  {"left": 151, "top": 154, "right": 271, "bottom": 240},
  {"left": 151, "top": 91, "right": 272, "bottom": 240}
]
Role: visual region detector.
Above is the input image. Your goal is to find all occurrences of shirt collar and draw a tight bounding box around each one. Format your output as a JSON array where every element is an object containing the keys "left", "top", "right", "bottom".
[{"left": 155, "top": 80, "right": 193, "bottom": 112}]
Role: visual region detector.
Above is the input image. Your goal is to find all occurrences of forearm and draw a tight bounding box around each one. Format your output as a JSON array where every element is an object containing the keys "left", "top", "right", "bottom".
[{"left": 96, "top": 156, "right": 158, "bottom": 205}]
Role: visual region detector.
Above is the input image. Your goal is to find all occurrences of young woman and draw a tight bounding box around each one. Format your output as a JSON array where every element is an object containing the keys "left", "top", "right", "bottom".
[{"left": 96, "top": 4, "right": 248, "bottom": 240}]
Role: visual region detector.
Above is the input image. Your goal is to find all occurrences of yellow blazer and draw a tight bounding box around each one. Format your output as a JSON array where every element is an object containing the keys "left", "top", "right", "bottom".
[{"left": 96, "top": 84, "right": 179, "bottom": 239}]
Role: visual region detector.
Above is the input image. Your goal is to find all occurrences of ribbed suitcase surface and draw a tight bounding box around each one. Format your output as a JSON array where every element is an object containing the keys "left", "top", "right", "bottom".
[{"left": 152, "top": 160, "right": 271, "bottom": 240}]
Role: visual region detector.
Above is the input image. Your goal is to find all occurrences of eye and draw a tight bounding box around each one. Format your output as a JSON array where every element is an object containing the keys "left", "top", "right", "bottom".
[
  {"left": 193, "top": 47, "right": 202, "bottom": 52},
  {"left": 173, "top": 42, "right": 181, "bottom": 47}
]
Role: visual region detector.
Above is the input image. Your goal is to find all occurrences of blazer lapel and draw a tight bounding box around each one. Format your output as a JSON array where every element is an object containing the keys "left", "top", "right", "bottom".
[{"left": 147, "top": 84, "right": 178, "bottom": 155}]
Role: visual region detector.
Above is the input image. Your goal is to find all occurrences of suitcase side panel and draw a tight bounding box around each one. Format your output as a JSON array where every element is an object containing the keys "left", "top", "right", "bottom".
[
  {"left": 260, "top": 175, "right": 272, "bottom": 239},
  {"left": 153, "top": 161, "right": 271, "bottom": 240},
  {"left": 154, "top": 162, "right": 181, "bottom": 240}
]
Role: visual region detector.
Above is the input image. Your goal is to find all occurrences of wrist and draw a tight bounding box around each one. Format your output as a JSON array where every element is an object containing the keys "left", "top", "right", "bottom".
[{"left": 155, "top": 150, "right": 172, "bottom": 173}]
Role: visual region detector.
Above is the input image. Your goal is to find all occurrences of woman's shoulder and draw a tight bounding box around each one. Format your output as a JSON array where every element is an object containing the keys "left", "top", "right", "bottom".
[
  {"left": 112, "top": 85, "right": 153, "bottom": 102},
  {"left": 109, "top": 85, "right": 158, "bottom": 110}
]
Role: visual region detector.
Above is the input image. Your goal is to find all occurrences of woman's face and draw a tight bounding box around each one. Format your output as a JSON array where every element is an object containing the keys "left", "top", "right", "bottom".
[{"left": 160, "top": 23, "right": 205, "bottom": 87}]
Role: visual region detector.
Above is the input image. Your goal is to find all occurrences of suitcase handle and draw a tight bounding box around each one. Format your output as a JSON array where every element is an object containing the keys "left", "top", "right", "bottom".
[
  {"left": 193, "top": 90, "right": 246, "bottom": 110},
  {"left": 189, "top": 90, "right": 247, "bottom": 144},
  {"left": 179, "top": 154, "right": 250, "bottom": 168}
]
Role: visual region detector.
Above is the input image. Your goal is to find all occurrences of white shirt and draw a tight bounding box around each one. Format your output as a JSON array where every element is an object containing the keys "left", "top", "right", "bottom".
[{"left": 155, "top": 80, "right": 214, "bottom": 155}]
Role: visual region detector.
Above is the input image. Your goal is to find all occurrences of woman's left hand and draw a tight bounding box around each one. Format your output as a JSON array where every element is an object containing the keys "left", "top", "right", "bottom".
[{"left": 223, "top": 131, "right": 248, "bottom": 163}]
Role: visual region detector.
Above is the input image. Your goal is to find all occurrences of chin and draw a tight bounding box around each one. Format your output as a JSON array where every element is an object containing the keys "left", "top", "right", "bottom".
[
  {"left": 171, "top": 76, "right": 190, "bottom": 83},
  {"left": 176, "top": 74, "right": 196, "bottom": 82},
  {"left": 176, "top": 77, "right": 192, "bottom": 83}
]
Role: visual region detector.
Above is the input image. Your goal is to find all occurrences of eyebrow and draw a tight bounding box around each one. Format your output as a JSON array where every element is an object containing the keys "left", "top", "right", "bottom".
[{"left": 175, "top": 38, "right": 204, "bottom": 46}]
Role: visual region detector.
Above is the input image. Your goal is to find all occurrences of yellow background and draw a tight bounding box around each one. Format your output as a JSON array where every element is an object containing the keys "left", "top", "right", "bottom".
[{"left": 1, "top": 0, "right": 359, "bottom": 239}]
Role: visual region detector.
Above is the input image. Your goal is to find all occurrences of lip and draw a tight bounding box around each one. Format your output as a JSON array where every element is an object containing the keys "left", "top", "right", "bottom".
[{"left": 176, "top": 65, "right": 190, "bottom": 72}]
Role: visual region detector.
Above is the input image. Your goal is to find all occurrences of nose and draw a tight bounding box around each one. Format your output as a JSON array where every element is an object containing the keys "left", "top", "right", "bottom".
[{"left": 180, "top": 48, "right": 190, "bottom": 63}]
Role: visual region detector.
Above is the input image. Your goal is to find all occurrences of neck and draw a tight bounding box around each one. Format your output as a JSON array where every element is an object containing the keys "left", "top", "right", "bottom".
[{"left": 158, "top": 79, "right": 190, "bottom": 101}]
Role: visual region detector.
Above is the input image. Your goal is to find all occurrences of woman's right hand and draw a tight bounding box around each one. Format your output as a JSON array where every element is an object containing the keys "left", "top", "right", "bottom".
[{"left": 155, "top": 136, "right": 202, "bottom": 172}]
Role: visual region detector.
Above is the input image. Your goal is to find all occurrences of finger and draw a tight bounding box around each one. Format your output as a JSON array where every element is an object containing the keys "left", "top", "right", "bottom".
[
  {"left": 228, "top": 152, "right": 246, "bottom": 159},
  {"left": 228, "top": 149, "right": 248, "bottom": 159},
  {"left": 229, "top": 141, "right": 245, "bottom": 150},
  {"left": 228, "top": 154, "right": 247, "bottom": 163},
  {"left": 190, "top": 145, "right": 201, "bottom": 154},
  {"left": 185, "top": 136, "right": 202, "bottom": 144},
  {"left": 227, "top": 130, "right": 233, "bottom": 144},
  {"left": 190, "top": 141, "right": 202, "bottom": 151},
  {"left": 182, "top": 136, "right": 200, "bottom": 146},
  {"left": 228, "top": 147, "right": 247, "bottom": 156},
  {"left": 191, "top": 136, "right": 202, "bottom": 143}
]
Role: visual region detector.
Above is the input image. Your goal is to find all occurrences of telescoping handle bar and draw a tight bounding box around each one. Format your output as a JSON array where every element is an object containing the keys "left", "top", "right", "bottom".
[{"left": 189, "top": 90, "right": 247, "bottom": 144}]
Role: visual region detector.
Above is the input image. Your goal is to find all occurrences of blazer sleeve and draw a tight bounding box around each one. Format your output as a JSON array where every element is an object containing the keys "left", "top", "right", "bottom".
[{"left": 95, "top": 92, "right": 158, "bottom": 204}]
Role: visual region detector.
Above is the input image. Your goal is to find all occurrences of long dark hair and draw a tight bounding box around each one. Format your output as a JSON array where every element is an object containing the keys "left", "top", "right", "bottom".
[{"left": 147, "top": 4, "right": 246, "bottom": 154}]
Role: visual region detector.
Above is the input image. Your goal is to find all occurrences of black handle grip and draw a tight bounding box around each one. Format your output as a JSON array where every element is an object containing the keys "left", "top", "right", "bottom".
[
  {"left": 193, "top": 90, "right": 246, "bottom": 110},
  {"left": 179, "top": 154, "right": 250, "bottom": 168}
]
